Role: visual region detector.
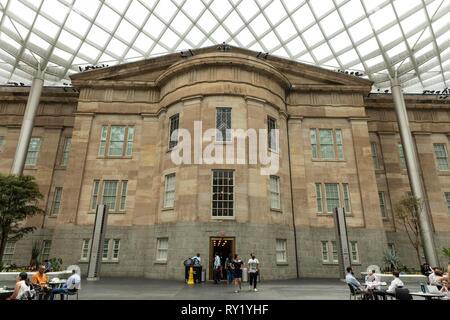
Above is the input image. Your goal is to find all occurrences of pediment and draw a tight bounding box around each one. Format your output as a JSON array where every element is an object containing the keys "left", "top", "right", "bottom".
[{"left": 70, "top": 46, "right": 372, "bottom": 92}]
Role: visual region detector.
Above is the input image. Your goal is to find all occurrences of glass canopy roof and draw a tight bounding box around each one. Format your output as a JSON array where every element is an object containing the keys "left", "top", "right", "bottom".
[{"left": 0, "top": 0, "right": 449, "bottom": 93}]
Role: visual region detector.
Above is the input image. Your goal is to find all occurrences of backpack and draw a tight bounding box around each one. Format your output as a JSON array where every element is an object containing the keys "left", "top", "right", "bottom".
[
  {"left": 184, "top": 258, "right": 192, "bottom": 267},
  {"left": 193, "top": 257, "right": 200, "bottom": 266}
]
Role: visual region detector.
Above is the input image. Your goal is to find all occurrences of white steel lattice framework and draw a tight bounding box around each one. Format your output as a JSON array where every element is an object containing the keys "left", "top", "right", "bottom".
[{"left": 0, "top": 0, "right": 449, "bottom": 92}]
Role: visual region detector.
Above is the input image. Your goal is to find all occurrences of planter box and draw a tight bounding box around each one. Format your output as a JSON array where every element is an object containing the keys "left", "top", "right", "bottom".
[{"left": 0, "top": 271, "right": 72, "bottom": 282}]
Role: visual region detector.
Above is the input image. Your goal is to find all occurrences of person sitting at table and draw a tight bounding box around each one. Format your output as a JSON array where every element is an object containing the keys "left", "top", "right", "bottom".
[
  {"left": 49, "top": 269, "right": 81, "bottom": 300},
  {"left": 434, "top": 269, "right": 445, "bottom": 290},
  {"left": 428, "top": 267, "right": 439, "bottom": 285},
  {"left": 7, "top": 272, "right": 32, "bottom": 300},
  {"left": 345, "top": 267, "right": 363, "bottom": 292},
  {"left": 440, "top": 278, "right": 449, "bottom": 300},
  {"left": 373, "top": 271, "right": 404, "bottom": 300},
  {"left": 421, "top": 263, "right": 433, "bottom": 277},
  {"left": 31, "top": 265, "right": 50, "bottom": 299},
  {"left": 365, "top": 269, "right": 381, "bottom": 291}
]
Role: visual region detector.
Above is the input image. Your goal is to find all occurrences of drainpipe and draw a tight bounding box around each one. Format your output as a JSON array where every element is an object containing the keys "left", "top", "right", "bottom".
[
  {"left": 390, "top": 77, "right": 438, "bottom": 267},
  {"left": 10, "top": 67, "right": 45, "bottom": 175}
]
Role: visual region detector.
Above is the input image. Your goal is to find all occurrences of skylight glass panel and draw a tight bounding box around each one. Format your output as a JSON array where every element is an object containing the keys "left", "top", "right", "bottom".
[
  {"left": 223, "top": 11, "right": 244, "bottom": 35},
  {"left": 291, "top": 4, "right": 315, "bottom": 31},
  {"left": 171, "top": 12, "right": 193, "bottom": 35},
  {"left": 234, "top": 27, "right": 255, "bottom": 46},
  {"left": 159, "top": 28, "right": 179, "bottom": 49},
  {"left": 34, "top": 15, "right": 59, "bottom": 39},
  {"left": 363, "top": 0, "right": 384, "bottom": 14},
  {"left": 154, "top": 0, "right": 177, "bottom": 23},
  {"left": 59, "top": 30, "right": 81, "bottom": 50},
  {"left": 309, "top": 0, "right": 334, "bottom": 18},
  {"left": 339, "top": 0, "right": 365, "bottom": 24},
  {"left": 107, "top": 38, "right": 128, "bottom": 57},
  {"left": 393, "top": 0, "right": 419, "bottom": 17},
  {"left": 97, "top": 4, "right": 120, "bottom": 32},
  {"left": 320, "top": 11, "right": 343, "bottom": 37},
  {"left": 313, "top": 43, "right": 333, "bottom": 61},
  {"left": 282, "top": 0, "right": 300, "bottom": 14},
  {"left": 41, "top": 0, "right": 69, "bottom": 24},
  {"left": 184, "top": 0, "right": 205, "bottom": 20},
  {"left": 237, "top": 0, "right": 259, "bottom": 22},
  {"left": 73, "top": 0, "right": 100, "bottom": 19},
  {"left": 133, "top": 33, "right": 154, "bottom": 52},
  {"left": 8, "top": 0, "right": 36, "bottom": 24},
  {"left": 184, "top": 26, "right": 205, "bottom": 46},
  {"left": 425, "top": 0, "right": 443, "bottom": 17},
  {"left": 79, "top": 42, "right": 101, "bottom": 60},
  {"left": 105, "top": 0, "right": 130, "bottom": 14},
  {"left": 276, "top": 18, "right": 297, "bottom": 42},
  {"left": 378, "top": 24, "right": 402, "bottom": 46},
  {"left": 1, "top": 33, "right": 20, "bottom": 49},
  {"left": 126, "top": 1, "right": 149, "bottom": 26},
  {"left": 210, "top": 0, "right": 232, "bottom": 20},
  {"left": 197, "top": 10, "right": 217, "bottom": 33},
  {"left": 302, "top": 25, "right": 323, "bottom": 47},
  {"left": 66, "top": 11, "right": 91, "bottom": 36},
  {"left": 261, "top": 31, "right": 280, "bottom": 51},
  {"left": 338, "top": 49, "right": 359, "bottom": 66},
  {"left": 249, "top": 14, "right": 271, "bottom": 36},
  {"left": 432, "top": 12, "right": 450, "bottom": 33},
  {"left": 116, "top": 19, "right": 138, "bottom": 43},
  {"left": 370, "top": 5, "right": 396, "bottom": 30},
  {"left": 29, "top": 32, "right": 49, "bottom": 51},
  {"left": 348, "top": 19, "right": 372, "bottom": 43},
  {"left": 211, "top": 25, "right": 230, "bottom": 44},
  {"left": 2, "top": 18, "right": 28, "bottom": 39},
  {"left": 401, "top": 10, "right": 425, "bottom": 34},
  {"left": 386, "top": 41, "right": 407, "bottom": 58},
  {"left": 266, "top": 1, "right": 286, "bottom": 25},
  {"left": 357, "top": 38, "right": 379, "bottom": 56},
  {"left": 51, "top": 47, "right": 73, "bottom": 61},
  {"left": 87, "top": 25, "right": 110, "bottom": 48},
  {"left": 144, "top": 15, "right": 166, "bottom": 38},
  {"left": 329, "top": 32, "right": 352, "bottom": 53},
  {"left": 256, "top": 0, "right": 271, "bottom": 7}
]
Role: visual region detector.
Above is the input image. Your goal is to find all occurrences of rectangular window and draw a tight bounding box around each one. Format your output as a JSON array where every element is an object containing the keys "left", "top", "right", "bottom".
[
  {"left": 108, "top": 126, "right": 126, "bottom": 156},
  {"left": 81, "top": 239, "right": 90, "bottom": 260},
  {"left": 445, "top": 192, "right": 450, "bottom": 214},
  {"left": 62, "top": 137, "right": 72, "bottom": 166},
  {"left": 276, "top": 239, "right": 287, "bottom": 263},
  {"left": 310, "top": 129, "right": 318, "bottom": 159},
  {"left": 98, "top": 126, "right": 108, "bottom": 156},
  {"left": 25, "top": 137, "right": 41, "bottom": 166},
  {"left": 112, "top": 239, "right": 120, "bottom": 260},
  {"left": 103, "top": 181, "right": 118, "bottom": 211},
  {"left": 350, "top": 241, "right": 359, "bottom": 263},
  {"left": 269, "top": 176, "right": 281, "bottom": 210},
  {"left": 216, "top": 108, "right": 231, "bottom": 142},
  {"left": 371, "top": 142, "right": 380, "bottom": 169},
  {"left": 331, "top": 241, "right": 338, "bottom": 263},
  {"left": 169, "top": 114, "right": 179, "bottom": 149},
  {"left": 90, "top": 180, "right": 100, "bottom": 211},
  {"left": 102, "top": 239, "right": 110, "bottom": 260},
  {"left": 325, "top": 183, "right": 340, "bottom": 213},
  {"left": 268, "top": 116, "right": 277, "bottom": 151},
  {"left": 98, "top": 125, "right": 135, "bottom": 157},
  {"left": 0, "top": 136, "right": 5, "bottom": 152},
  {"left": 342, "top": 183, "right": 351, "bottom": 213},
  {"left": 319, "top": 129, "right": 335, "bottom": 160},
  {"left": 163, "top": 174, "right": 176, "bottom": 208},
  {"left": 126, "top": 127, "right": 134, "bottom": 156},
  {"left": 335, "top": 129, "right": 344, "bottom": 160},
  {"left": 156, "top": 238, "right": 168, "bottom": 261},
  {"left": 212, "top": 170, "right": 234, "bottom": 217},
  {"left": 2, "top": 241, "right": 16, "bottom": 265},
  {"left": 379, "top": 191, "right": 387, "bottom": 218},
  {"left": 321, "top": 241, "right": 329, "bottom": 263},
  {"left": 434, "top": 143, "right": 449, "bottom": 171},
  {"left": 315, "top": 183, "right": 323, "bottom": 213},
  {"left": 398, "top": 144, "right": 406, "bottom": 169},
  {"left": 50, "top": 187, "right": 63, "bottom": 216},
  {"left": 41, "top": 240, "right": 51, "bottom": 261},
  {"left": 119, "top": 181, "right": 128, "bottom": 211}
]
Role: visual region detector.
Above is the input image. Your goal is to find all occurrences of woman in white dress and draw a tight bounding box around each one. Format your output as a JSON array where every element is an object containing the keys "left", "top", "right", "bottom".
[{"left": 8, "top": 272, "right": 31, "bottom": 300}]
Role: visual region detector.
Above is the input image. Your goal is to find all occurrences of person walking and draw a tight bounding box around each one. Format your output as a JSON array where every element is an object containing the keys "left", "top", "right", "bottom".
[
  {"left": 248, "top": 254, "right": 259, "bottom": 292},
  {"left": 213, "top": 253, "right": 221, "bottom": 284},
  {"left": 232, "top": 254, "right": 244, "bottom": 293},
  {"left": 225, "top": 255, "right": 233, "bottom": 284}
]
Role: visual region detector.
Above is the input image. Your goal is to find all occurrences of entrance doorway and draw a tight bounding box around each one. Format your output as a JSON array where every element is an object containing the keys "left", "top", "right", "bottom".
[{"left": 209, "top": 237, "right": 235, "bottom": 281}]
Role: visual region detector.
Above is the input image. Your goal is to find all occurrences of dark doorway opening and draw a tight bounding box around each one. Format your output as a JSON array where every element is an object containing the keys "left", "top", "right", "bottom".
[{"left": 209, "top": 237, "right": 235, "bottom": 281}]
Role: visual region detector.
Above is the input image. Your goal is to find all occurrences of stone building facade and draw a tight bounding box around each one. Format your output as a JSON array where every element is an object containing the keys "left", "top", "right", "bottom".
[{"left": 0, "top": 47, "right": 449, "bottom": 279}]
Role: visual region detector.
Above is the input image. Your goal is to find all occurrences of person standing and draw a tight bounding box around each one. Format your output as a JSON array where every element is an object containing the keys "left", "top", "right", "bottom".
[
  {"left": 225, "top": 255, "right": 233, "bottom": 284},
  {"left": 192, "top": 253, "right": 202, "bottom": 283},
  {"left": 213, "top": 253, "right": 221, "bottom": 284},
  {"left": 232, "top": 254, "right": 244, "bottom": 293},
  {"left": 248, "top": 254, "right": 259, "bottom": 292}
]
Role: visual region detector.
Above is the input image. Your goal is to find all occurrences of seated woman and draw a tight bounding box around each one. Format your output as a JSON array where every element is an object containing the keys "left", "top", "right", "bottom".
[{"left": 7, "top": 272, "right": 32, "bottom": 300}]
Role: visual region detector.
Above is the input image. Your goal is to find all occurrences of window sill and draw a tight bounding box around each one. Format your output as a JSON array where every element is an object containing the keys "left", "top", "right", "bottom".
[
  {"left": 162, "top": 207, "right": 174, "bottom": 212},
  {"left": 437, "top": 171, "right": 450, "bottom": 176},
  {"left": 311, "top": 159, "right": 346, "bottom": 163},
  {"left": 46, "top": 215, "right": 58, "bottom": 219},
  {"left": 276, "top": 262, "right": 288, "bottom": 266},
  {"left": 88, "top": 211, "right": 127, "bottom": 214},
  {"left": 23, "top": 166, "right": 38, "bottom": 170},
  {"left": 54, "top": 166, "right": 67, "bottom": 170},
  {"left": 96, "top": 156, "right": 133, "bottom": 160},
  {"left": 322, "top": 262, "right": 339, "bottom": 265},
  {"left": 317, "top": 213, "right": 353, "bottom": 217},
  {"left": 215, "top": 141, "right": 233, "bottom": 145},
  {"left": 268, "top": 148, "right": 279, "bottom": 155},
  {"left": 211, "top": 216, "right": 235, "bottom": 221},
  {"left": 154, "top": 261, "right": 167, "bottom": 265},
  {"left": 101, "top": 260, "right": 120, "bottom": 264},
  {"left": 270, "top": 208, "right": 283, "bottom": 213}
]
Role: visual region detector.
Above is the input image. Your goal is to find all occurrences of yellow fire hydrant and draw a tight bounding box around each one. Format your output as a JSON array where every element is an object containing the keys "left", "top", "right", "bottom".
[{"left": 187, "top": 266, "right": 194, "bottom": 285}]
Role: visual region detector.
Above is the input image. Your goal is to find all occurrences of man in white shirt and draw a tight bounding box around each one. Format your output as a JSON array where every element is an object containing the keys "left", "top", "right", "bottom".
[
  {"left": 248, "top": 254, "right": 259, "bottom": 292},
  {"left": 49, "top": 270, "right": 81, "bottom": 300},
  {"left": 374, "top": 271, "right": 404, "bottom": 300},
  {"left": 213, "top": 253, "right": 221, "bottom": 284}
]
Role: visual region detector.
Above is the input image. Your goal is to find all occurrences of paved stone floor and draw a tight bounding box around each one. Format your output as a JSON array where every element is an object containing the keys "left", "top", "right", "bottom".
[{"left": 1, "top": 278, "right": 426, "bottom": 300}]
